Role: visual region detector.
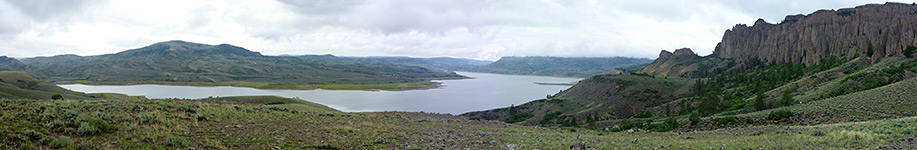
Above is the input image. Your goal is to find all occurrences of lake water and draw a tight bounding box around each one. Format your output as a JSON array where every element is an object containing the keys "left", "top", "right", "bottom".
[{"left": 59, "top": 72, "right": 581, "bottom": 114}]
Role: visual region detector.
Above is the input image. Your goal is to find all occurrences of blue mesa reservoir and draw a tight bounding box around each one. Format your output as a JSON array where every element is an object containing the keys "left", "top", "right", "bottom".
[{"left": 60, "top": 72, "right": 580, "bottom": 114}]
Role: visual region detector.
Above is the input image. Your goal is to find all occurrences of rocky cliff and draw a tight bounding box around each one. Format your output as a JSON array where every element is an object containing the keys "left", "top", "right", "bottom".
[{"left": 713, "top": 2, "right": 917, "bottom": 65}]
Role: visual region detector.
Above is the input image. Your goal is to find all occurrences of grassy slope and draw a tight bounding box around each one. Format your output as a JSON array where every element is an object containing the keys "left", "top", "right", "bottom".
[
  {"left": 734, "top": 76, "right": 917, "bottom": 125},
  {"left": 0, "top": 71, "right": 91, "bottom": 99},
  {"left": 198, "top": 96, "right": 339, "bottom": 113},
  {"left": 462, "top": 74, "right": 694, "bottom": 125},
  {"left": 2, "top": 97, "right": 913, "bottom": 149}
]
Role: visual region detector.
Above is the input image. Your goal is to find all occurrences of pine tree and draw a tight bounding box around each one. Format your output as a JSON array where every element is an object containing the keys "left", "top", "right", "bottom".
[
  {"left": 689, "top": 112, "right": 701, "bottom": 125},
  {"left": 754, "top": 91, "right": 767, "bottom": 111},
  {"left": 780, "top": 88, "right": 795, "bottom": 107}
]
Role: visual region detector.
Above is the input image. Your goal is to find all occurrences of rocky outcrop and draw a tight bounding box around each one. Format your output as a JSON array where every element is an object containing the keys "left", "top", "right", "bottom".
[
  {"left": 713, "top": 2, "right": 917, "bottom": 65},
  {"left": 637, "top": 48, "right": 702, "bottom": 77}
]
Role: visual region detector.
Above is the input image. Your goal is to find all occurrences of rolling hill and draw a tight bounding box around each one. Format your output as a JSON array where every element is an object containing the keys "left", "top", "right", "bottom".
[
  {"left": 0, "top": 71, "right": 93, "bottom": 99},
  {"left": 468, "top": 56, "right": 652, "bottom": 77},
  {"left": 0, "top": 56, "right": 32, "bottom": 72},
  {"left": 12, "top": 41, "right": 464, "bottom": 90}
]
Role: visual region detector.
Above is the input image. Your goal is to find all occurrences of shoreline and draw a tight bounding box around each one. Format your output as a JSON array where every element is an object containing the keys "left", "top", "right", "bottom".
[{"left": 533, "top": 81, "right": 579, "bottom": 86}]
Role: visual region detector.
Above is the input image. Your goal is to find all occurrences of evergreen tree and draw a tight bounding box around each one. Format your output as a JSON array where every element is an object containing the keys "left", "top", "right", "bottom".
[
  {"left": 779, "top": 89, "right": 795, "bottom": 107},
  {"left": 754, "top": 91, "right": 767, "bottom": 111},
  {"left": 689, "top": 112, "right": 701, "bottom": 125}
]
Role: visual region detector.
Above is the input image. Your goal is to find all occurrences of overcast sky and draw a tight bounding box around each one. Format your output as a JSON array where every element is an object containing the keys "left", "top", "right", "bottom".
[{"left": 1, "top": 0, "right": 913, "bottom": 60}]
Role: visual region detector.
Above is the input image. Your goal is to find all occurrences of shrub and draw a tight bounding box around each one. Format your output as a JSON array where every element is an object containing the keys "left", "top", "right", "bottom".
[
  {"left": 468, "top": 116, "right": 481, "bottom": 121},
  {"left": 830, "top": 131, "right": 874, "bottom": 147},
  {"left": 51, "top": 94, "right": 64, "bottom": 100},
  {"left": 265, "top": 101, "right": 286, "bottom": 105},
  {"left": 89, "top": 118, "right": 117, "bottom": 132},
  {"left": 22, "top": 129, "right": 44, "bottom": 140},
  {"left": 767, "top": 110, "right": 794, "bottom": 121},
  {"left": 165, "top": 135, "right": 190, "bottom": 147},
  {"left": 612, "top": 121, "right": 645, "bottom": 132},
  {"left": 713, "top": 116, "right": 738, "bottom": 126},
  {"left": 76, "top": 122, "right": 100, "bottom": 135},
  {"left": 47, "top": 119, "right": 69, "bottom": 132},
  {"left": 689, "top": 112, "right": 701, "bottom": 125},
  {"left": 812, "top": 131, "right": 826, "bottom": 136},
  {"left": 633, "top": 111, "right": 653, "bottom": 118},
  {"left": 137, "top": 113, "right": 158, "bottom": 124},
  {"left": 506, "top": 113, "right": 533, "bottom": 123},
  {"left": 49, "top": 136, "right": 74, "bottom": 149},
  {"left": 540, "top": 112, "right": 562, "bottom": 124},
  {"left": 659, "top": 116, "right": 679, "bottom": 131},
  {"left": 904, "top": 46, "right": 916, "bottom": 58},
  {"left": 178, "top": 104, "right": 198, "bottom": 113},
  {"left": 750, "top": 130, "right": 765, "bottom": 136}
]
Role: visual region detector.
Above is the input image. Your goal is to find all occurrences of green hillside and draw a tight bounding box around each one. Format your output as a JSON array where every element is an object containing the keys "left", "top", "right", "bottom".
[
  {"left": 469, "top": 56, "right": 652, "bottom": 77},
  {"left": 2, "top": 97, "right": 913, "bottom": 149},
  {"left": 466, "top": 55, "right": 917, "bottom": 134},
  {"left": 198, "top": 96, "right": 339, "bottom": 113},
  {"left": 0, "top": 56, "right": 32, "bottom": 72},
  {"left": 0, "top": 71, "right": 92, "bottom": 99},
  {"left": 298, "top": 54, "right": 492, "bottom": 71},
  {"left": 463, "top": 73, "right": 694, "bottom": 125},
  {"left": 14, "top": 41, "right": 464, "bottom": 90}
]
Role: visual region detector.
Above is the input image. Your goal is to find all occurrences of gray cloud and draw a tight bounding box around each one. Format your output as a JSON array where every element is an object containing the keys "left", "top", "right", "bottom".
[
  {"left": 356, "top": 0, "right": 490, "bottom": 34},
  {"left": 276, "top": 0, "right": 365, "bottom": 15},
  {"left": 4, "top": 0, "right": 98, "bottom": 21}
]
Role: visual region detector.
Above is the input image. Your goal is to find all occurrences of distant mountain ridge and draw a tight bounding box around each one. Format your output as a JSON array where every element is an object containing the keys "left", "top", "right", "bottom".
[
  {"left": 113, "top": 40, "right": 263, "bottom": 57},
  {"left": 469, "top": 56, "right": 652, "bottom": 77},
  {"left": 298, "top": 54, "right": 491, "bottom": 71},
  {"left": 0, "top": 56, "right": 31, "bottom": 72},
  {"left": 7, "top": 41, "right": 464, "bottom": 88}
]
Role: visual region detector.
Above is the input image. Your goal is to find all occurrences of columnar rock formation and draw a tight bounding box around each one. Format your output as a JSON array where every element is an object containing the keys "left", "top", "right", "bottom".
[{"left": 713, "top": 2, "right": 917, "bottom": 65}]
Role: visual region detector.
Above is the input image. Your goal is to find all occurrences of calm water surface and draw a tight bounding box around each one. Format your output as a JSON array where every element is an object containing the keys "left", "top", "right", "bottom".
[{"left": 59, "top": 72, "right": 581, "bottom": 114}]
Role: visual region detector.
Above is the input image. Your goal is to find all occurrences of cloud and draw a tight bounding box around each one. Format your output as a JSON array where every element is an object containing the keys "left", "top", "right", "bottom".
[{"left": 0, "top": 0, "right": 913, "bottom": 60}]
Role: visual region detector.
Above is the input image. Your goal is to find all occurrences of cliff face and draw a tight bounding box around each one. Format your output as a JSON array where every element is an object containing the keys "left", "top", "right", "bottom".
[{"left": 713, "top": 3, "right": 917, "bottom": 65}]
